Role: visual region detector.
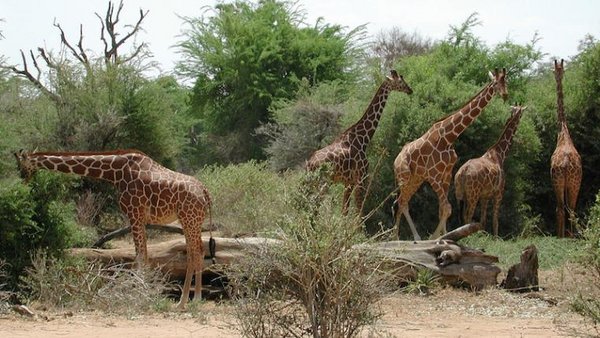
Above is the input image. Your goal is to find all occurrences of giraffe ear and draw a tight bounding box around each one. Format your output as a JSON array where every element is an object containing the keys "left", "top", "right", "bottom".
[
  {"left": 561, "top": 59, "right": 564, "bottom": 67},
  {"left": 522, "top": 106, "right": 528, "bottom": 111},
  {"left": 488, "top": 71, "right": 495, "bottom": 80},
  {"left": 389, "top": 69, "right": 399, "bottom": 80}
]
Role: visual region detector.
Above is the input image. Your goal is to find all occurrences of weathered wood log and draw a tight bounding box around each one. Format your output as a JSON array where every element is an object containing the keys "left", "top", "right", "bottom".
[
  {"left": 500, "top": 244, "right": 539, "bottom": 292},
  {"left": 92, "top": 223, "right": 220, "bottom": 248},
  {"left": 70, "top": 223, "right": 501, "bottom": 289}
]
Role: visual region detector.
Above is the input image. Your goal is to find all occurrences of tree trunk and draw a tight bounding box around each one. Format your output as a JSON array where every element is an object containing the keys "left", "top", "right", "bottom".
[
  {"left": 500, "top": 244, "right": 539, "bottom": 292},
  {"left": 70, "top": 223, "right": 501, "bottom": 289}
]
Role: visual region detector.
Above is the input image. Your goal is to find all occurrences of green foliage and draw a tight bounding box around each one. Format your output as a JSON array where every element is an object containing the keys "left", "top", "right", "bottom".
[
  {"left": 570, "top": 191, "right": 600, "bottom": 326},
  {"left": 198, "top": 161, "right": 303, "bottom": 236},
  {"left": 227, "top": 170, "right": 393, "bottom": 337},
  {"left": 459, "top": 232, "right": 580, "bottom": 270},
  {"left": 0, "top": 173, "right": 93, "bottom": 290},
  {"left": 177, "top": 0, "right": 366, "bottom": 163},
  {"left": 259, "top": 79, "right": 349, "bottom": 171}
]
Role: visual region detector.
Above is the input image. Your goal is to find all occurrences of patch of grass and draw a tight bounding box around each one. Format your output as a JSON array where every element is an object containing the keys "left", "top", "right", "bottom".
[
  {"left": 459, "top": 232, "right": 581, "bottom": 270},
  {"left": 401, "top": 268, "right": 440, "bottom": 296}
]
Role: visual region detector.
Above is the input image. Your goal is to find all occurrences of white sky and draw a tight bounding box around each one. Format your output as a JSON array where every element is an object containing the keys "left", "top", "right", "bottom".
[{"left": 1, "top": 0, "right": 599, "bottom": 76}]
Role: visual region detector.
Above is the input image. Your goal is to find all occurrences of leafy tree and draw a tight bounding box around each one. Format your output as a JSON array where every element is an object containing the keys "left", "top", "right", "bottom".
[{"left": 176, "top": 0, "right": 366, "bottom": 164}]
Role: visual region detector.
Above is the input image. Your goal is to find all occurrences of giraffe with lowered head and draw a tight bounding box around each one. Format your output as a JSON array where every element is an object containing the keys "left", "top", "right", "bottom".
[
  {"left": 454, "top": 104, "right": 526, "bottom": 237},
  {"left": 550, "top": 59, "right": 582, "bottom": 238},
  {"left": 14, "top": 149, "right": 212, "bottom": 309},
  {"left": 393, "top": 68, "right": 508, "bottom": 240},
  {"left": 306, "top": 69, "right": 412, "bottom": 215}
]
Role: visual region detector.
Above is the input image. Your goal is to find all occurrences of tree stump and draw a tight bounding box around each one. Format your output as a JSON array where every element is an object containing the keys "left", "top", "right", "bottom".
[{"left": 500, "top": 244, "right": 539, "bottom": 292}]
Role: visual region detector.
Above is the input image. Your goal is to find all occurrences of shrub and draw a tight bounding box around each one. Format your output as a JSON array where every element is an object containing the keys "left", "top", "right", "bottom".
[
  {"left": 20, "top": 252, "right": 172, "bottom": 314},
  {"left": 226, "top": 169, "right": 394, "bottom": 338},
  {"left": 0, "top": 173, "right": 94, "bottom": 291},
  {"left": 198, "top": 161, "right": 304, "bottom": 236},
  {"left": 571, "top": 192, "right": 600, "bottom": 326}
]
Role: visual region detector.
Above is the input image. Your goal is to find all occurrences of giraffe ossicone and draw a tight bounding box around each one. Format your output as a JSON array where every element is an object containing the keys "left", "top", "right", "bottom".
[
  {"left": 393, "top": 68, "right": 508, "bottom": 241},
  {"left": 14, "top": 149, "right": 212, "bottom": 309},
  {"left": 306, "top": 69, "right": 412, "bottom": 215}
]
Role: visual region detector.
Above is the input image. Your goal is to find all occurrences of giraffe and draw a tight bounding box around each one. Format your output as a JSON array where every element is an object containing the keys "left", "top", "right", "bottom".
[
  {"left": 306, "top": 69, "right": 412, "bottom": 215},
  {"left": 550, "top": 59, "right": 582, "bottom": 238},
  {"left": 13, "top": 149, "right": 212, "bottom": 309},
  {"left": 393, "top": 68, "right": 508, "bottom": 240},
  {"left": 454, "top": 104, "right": 526, "bottom": 237}
]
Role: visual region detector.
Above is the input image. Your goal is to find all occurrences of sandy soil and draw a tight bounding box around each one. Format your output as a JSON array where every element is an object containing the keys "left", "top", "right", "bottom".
[
  {"left": 1, "top": 254, "right": 598, "bottom": 337},
  {"left": 2, "top": 272, "right": 598, "bottom": 338}
]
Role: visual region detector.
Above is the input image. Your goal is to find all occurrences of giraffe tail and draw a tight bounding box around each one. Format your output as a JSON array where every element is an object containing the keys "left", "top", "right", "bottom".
[{"left": 205, "top": 190, "right": 216, "bottom": 264}]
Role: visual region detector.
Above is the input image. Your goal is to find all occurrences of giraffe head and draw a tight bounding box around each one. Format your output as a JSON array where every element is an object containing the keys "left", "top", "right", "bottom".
[
  {"left": 554, "top": 59, "right": 564, "bottom": 82},
  {"left": 509, "top": 103, "right": 526, "bottom": 120},
  {"left": 386, "top": 69, "right": 413, "bottom": 95},
  {"left": 13, "top": 149, "right": 36, "bottom": 182},
  {"left": 488, "top": 68, "right": 508, "bottom": 101}
]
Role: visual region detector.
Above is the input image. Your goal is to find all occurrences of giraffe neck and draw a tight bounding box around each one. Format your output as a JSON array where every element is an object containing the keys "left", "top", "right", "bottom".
[
  {"left": 348, "top": 82, "right": 392, "bottom": 146},
  {"left": 436, "top": 82, "right": 496, "bottom": 145},
  {"left": 27, "top": 151, "right": 141, "bottom": 185},
  {"left": 555, "top": 74, "right": 574, "bottom": 145},
  {"left": 487, "top": 114, "right": 521, "bottom": 165}
]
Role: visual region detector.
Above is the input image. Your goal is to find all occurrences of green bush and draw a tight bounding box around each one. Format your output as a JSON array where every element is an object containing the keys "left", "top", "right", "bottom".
[
  {"left": 227, "top": 169, "right": 394, "bottom": 337},
  {"left": 198, "top": 161, "right": 305, "bottom": 236},
  {"left": 0, "top": 173, "right": 93, "bottom": 291},
  {"left": 571, "top": 191, "right": 600, "bottom": 326}
]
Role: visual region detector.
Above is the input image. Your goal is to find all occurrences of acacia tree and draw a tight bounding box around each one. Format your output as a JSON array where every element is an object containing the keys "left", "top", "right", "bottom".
[
  {"left": 176, "top": 0, "right": 366, "bottom": 164},
  {"left": 4, "top": 1, "right": 188, "bottom": 165}
]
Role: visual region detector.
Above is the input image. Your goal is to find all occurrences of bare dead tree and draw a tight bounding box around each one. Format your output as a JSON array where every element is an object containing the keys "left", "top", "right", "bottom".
[
  {"left": 4, "top": 1, "right": 148, "bottom": 103},
  {"left": 96, "top": 1, "right": 148, "bottom": 67},
  {"left": 372, "top": 27, "right": 433, "bottom": 70}
]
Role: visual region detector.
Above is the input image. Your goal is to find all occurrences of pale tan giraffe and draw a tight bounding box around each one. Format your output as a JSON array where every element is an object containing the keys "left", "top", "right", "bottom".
[
  {"left": 393, "top": 68, "right": 508, "bottom": 240},
  {"left": 550, "top": 59, "right": 582, "bottom": 238},
  {"left": 14, "top": 149, "right": 212, "bottom": 309},
  {"left": 454, "top": 104, "right": 525, "bottom": 237},
  {"left": 306, "top": 69, "right": 412, "bottom": 215}
]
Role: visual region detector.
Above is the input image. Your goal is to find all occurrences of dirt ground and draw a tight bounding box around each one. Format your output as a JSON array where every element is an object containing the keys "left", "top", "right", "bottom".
[{"left": 1, "top": 268, "right": 598, "bottom": 338}]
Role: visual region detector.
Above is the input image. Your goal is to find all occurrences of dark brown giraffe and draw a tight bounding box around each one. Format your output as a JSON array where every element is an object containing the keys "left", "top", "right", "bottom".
[
  {"left": 14, "top": 149, "right": 212, "bottom": 309},
  {"left": 393, "top": 68, "right": 508, "bottom": 240},
  {"left": 306, "top": 69, "right": 412, "bottom": 215},
  {"left": 454, "top": 104, "right": 525, "bottom": 237},
  {"left": 550, "top": 59, "right": 582, "bottom": 238}
]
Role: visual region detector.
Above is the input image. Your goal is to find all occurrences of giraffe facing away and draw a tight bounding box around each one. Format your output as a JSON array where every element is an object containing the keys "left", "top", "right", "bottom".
[
  {"left": 306, "top": 69, "right": 412, "bottom": 215},
  {"left": 14, "top": 149, "right": 212, "bottom": 309},
  {"left": 393, "top": 68, "right": 508, "bottom": 240},
  {"left": 550, "top": 59, "right": 582, "bottom": 238},
  {"left": 454, "top": 104, "right": 526, "bottom": 237}
]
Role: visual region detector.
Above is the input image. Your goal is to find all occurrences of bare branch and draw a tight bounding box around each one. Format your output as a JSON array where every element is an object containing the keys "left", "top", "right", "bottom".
[
  {"left": 8, "top": 50, "right": 63, "bottom": 105},
  {"left": 97, "top": 1, "right": 148, "bottom": 65}
]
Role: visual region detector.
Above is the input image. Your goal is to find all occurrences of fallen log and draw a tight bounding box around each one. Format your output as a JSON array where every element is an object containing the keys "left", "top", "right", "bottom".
[{"left": 70, "top": 223, "right": 501, "bottom": 289}]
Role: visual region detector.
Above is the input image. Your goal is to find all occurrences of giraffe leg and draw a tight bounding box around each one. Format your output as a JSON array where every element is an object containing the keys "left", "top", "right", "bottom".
[
  {"left": 463, "top": 193, "right": 478, "bottom": 225},
  {"left": 552, "top": 180, "right": 566, "bottom": 238},
  {"left": 177, "top": 248, "right": 194, "bottom": 309},
  {"left": 126, "top": 214, "right": 148, "bottom": 268},
  {"left": 480, "top": 199, "right": 489, "bottom": 233},
  {"left": 341, "top": 184, "right": 352, "bottom": 216},
  {"left": 492, "top": 195, "right": 502, "bottom": 238},
  {"left": 353, "top": 181, "right": 366, "bottom": 216},
  {"left": 566, "top": 173, "right": 582, "bottom": 236},
  {"left": 394, "top": 181, "right": 421, "bottom": 241},
  {"left": 430, "top": 175, "right": 452, "bottom": 239}
]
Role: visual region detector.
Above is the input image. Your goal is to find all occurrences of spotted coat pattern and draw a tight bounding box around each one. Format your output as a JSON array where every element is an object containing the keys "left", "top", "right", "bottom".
[
  {"left": 393, "top": 69, "right": 508, "bottom": 240},
  {"left": 306, "top": 70, "right": 412, "bottom": 215},
  {"left": 550, "top": 59, "right": 582, "bottom": 238},
  {"left": 14, "top": 149, "right": 210, "bottom": 309},
  {"left": 454, "top": 105, "right": 525, "bottom": 237}
]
